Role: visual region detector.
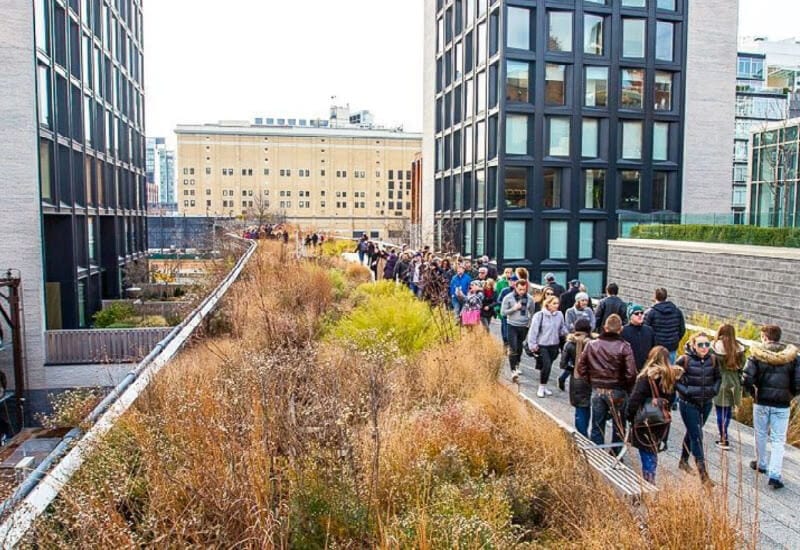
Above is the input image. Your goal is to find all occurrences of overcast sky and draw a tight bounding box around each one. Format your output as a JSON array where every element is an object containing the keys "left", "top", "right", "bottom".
[{"left": 143, "top": 0, "right": 799, "bottom": 145}]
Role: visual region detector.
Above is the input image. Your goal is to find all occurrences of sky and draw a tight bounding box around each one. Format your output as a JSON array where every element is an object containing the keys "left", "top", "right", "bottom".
[{"left": 144, "top": 0, "right": 799, "bottom": 146}]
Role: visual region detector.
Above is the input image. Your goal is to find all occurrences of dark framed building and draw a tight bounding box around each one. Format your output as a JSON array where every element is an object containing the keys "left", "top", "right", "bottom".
[{"left": 423, "top": 0, "right": 737, "bottom": 295}]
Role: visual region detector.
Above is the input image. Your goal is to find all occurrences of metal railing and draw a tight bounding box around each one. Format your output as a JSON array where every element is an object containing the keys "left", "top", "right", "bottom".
[
  {"left": 44, "top": 327, "right": 173, "bottom": 365},
  {"left": 0, "top": 234, "right": 257, "bottom": 547}
]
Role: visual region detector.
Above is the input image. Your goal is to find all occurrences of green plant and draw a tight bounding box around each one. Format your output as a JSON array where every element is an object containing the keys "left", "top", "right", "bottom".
[
  {"left": 630, "top": 223, "right": 800, "bottom": 248},
  {"left": 93, "top": 303, "right": 136, "bottom": 328}
]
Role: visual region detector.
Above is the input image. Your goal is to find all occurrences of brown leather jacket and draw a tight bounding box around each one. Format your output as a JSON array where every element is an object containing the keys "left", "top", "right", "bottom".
[{"left": 576, "top": 332, "right": 638, "bottom": 392}]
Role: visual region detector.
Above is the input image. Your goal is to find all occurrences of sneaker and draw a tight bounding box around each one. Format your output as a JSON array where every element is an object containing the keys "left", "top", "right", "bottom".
[
  {"left": 543, "top": 387, "right": 553, "bottom": 396},
  {"left": 715, "top": 440, "right": 731, "bottom": 451},
  {"left": 537, "top": 386, "right": 546, "bottom": 398},
  {"left": 678, "top": 460, "right": 695, "bottom": 475},
  {"left": 750, "top": 460, "right": 767, "bottom": 474},
  {"left": 768, "top": 478, "right": 785, "bottom": 489},
  {"left": 558, "top": 378, "right": 566, "bottom": 392}
]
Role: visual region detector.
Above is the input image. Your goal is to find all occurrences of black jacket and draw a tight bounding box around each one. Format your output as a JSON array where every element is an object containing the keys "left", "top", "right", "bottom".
[
  {"left": 559, "top": 286, "right": 579, "bottom": 313},
  {"left": 743, "top": 343, "right": 800, "bottom": 408},
  {"left": 626, "top": 374, "right": 676, "bottom": 451},
  {"left": 560, "top": 332, "right": 593, "bottom": 408},
  {"left": 621, "top": 324, "right": 656, "bottom": 372},
  {"left": 644, "top": 301, "right": 686, "bottom": 352},
  {"left": 595, "top": 295, "right": 628, "bottom": 330},
  {"left": 676, "top": 345, "right": 721, "bottom": 405},
  {"left": 548, "top": 281, "right": 566, "bottom": 298}
]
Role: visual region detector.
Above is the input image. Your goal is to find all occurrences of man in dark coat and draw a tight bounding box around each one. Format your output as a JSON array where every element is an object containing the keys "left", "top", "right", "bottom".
[
  {"left": 595, "top": 282, "right": 628, "bottom": 331},
  {"left": 643, "top": 287, "right": 685, "bottom": 363},
  {"left": 559, "top": 279, "right": 580, "bottom": 314},
  {"left": 621, "top": 304, "right": 656, "bottom": 372},
  {"left": 544, "top": 272, "right": 566, "bottom": 298}
]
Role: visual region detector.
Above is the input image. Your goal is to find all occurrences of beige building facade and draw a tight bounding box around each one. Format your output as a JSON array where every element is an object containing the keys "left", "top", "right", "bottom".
[{"left": 175, "top": 122, "right": 422, "bottom": 239}]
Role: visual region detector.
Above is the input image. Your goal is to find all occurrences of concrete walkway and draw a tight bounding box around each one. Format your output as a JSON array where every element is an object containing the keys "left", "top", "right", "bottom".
[{"left": 490, "top": 321, "right": 800, "bottom": 549}]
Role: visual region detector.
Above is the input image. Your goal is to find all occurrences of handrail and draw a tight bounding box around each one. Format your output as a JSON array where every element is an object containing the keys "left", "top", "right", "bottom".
[{"left": 0, "top": 234, "right": 257, "bottom": 547}]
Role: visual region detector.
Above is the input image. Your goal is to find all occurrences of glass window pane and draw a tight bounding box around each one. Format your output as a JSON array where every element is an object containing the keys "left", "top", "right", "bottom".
[
  {"left": 655, "top": 71, "right": 673, "bottom": 110},
  {"left": 653, "top": 172, "right": 668, "bottom": 210},
  {"left": 548, "top": 11, "right": 572, "bottom": 52},
  {"left": 578, "top": 271, "right": 604, "bottom": 298},
  {"left": 653, "top": 122, "right": 669, "bottom": 161},
  {"left": 544, "top": 168, "right": 562, "bottom": 208},
  {"left": 475, "top": 219, "right": 485, "bottom": 256},
  {"left": 464, "top": 124, "right": 473, "bottom": 164},
  {"left": 476, "top": 120, "right": 485, "bottom": 161},
  {"left": 549, "top": 117, "right": 570, "bottom": 156},
  {"left": 506, "top": 60, "right": 530, "bottom": 102},
  {"left": 584, "top": 14, "right": 604, "bottom": 55},
  {"left": 585, "top": 66, "right": 608, "bottom": 107},
  {"left": 657, "top": 0, "right": 676, "bottom": 10},
  {"left": 622, "top": 121, "right": 642, "bottom": 159},
  {"left": 549, "top": 221, "right": 568, "bottom": 259},
  {"left": 582, "top": 119, "right": 598, "bottom": 158},
  {"left": 507, "top": 6, "right": 530, "bottom": 49},
  {"left": 579, "top": 221, "right": 594, "bottom": 259},
  {"left": 506, "top": 114, "right": 528, "bottom": 154},
  {"left": 477, "top": 22, "right": 486, "bottom": 63},
  {"left": 620, "top": 170, "right": 641, "bottom": 210},
  {"left": 622, "top": 0, "right": 646, "bottom": 6},
  {"left": 621, "top": 68, "right": 644, "bottom": 109},
  {"left": 504, "top": 166, "right": 527, "bottom": 208},
  {"left": 583, "top": 169, "right": 605, "bottom": 209},
  {"left": 545, "top": 64, "right": 566, "bottom": 105},
  {"left": 455, "top": 42, "right": 463, "bottom": 80},
  {"left": 623, "top": 19, "right": 645, "bottom": 58},
  {"left": 38, "top": 65, "right": 51, "bottom": 126},
  {"left": 477, "top": 71, "right": 486, "bottom": 112},
  {"left": 476, "top": 169, "right": 486, "bottom": 209},
  {"left": 463, "top": 220, "right": 472, "bottom": 254},
  {"left": 504, "top": 220, "right": 526, "bottom": 259},
  {"left": 656, "top": 21, "right": 674, "bottom": 61}
]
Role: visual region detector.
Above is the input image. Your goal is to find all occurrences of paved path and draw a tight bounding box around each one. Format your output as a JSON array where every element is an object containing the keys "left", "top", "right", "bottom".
[{"left": 489, "top": 321, "right": 800, "bottom": 549}]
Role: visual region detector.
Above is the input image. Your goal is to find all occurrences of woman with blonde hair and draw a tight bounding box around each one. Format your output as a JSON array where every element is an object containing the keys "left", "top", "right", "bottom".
[
  {"left": 626, "top": 346, "right": 683, "bottom": 483},
  {"left": 527, "top": 295, "right": 568, "bottom": 398},
  {"left": 712, "top": 324, "right": 746, "bottom": 450}
]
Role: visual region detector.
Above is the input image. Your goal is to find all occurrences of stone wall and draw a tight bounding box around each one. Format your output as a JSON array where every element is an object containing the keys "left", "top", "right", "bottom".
[{"left": 607, "top": 239, "right": 800, "bottom": 342}]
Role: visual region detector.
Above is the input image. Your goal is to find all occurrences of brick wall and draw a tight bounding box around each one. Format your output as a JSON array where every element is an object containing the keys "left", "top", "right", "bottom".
[{"left": 608, "top": 239, "right": 800, "bottom": 342}]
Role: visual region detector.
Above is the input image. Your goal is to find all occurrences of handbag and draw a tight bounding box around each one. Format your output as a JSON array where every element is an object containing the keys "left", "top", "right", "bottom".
[
  {"left": 633, "top": 377, "right": 672, "bottom": 428},
  {"left": 460, "top": 309, "right": 481, "bottom": 326}
]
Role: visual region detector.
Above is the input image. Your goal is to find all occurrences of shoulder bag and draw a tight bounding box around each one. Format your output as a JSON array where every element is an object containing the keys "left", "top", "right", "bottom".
[{"left": 634, "top": 377, "right": 672, "bottom": 428}]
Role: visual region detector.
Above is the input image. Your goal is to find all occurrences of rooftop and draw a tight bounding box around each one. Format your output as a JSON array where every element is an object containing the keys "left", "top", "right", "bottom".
[{"left": 175, "top": 122, "right": 422, "bottom": 141}]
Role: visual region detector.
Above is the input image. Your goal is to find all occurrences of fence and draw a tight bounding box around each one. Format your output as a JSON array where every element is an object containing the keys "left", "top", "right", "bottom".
[{"left": 45, "top": 327, "right": 173, "bottom": 365}]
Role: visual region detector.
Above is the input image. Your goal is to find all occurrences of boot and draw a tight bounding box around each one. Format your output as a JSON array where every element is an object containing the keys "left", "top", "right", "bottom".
[{"left": 698, "top": 463, "right": 715, "bottom": 488}]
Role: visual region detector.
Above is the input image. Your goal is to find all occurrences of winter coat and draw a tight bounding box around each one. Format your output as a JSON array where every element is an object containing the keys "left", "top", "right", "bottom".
[
  {"left": 393, "top": 259, "right": 410, "bottom": 283},
  {"left": 675, "top": 344, "right": 721, "bottom": 405},
  {"left": 712, "top": 340, "right": 746, "bottom": 408},
  {"left": 461, "top": 291, "right": 483, "bottom": 312},
  {"left": 743, "top": 342, "right": 800, "bottom": 408},
  {"left": 527, "top": 309, "right": 568, "bottom": 348},
  {"left": 547, "top": 281, "right": 566, "bottom": 298},
  {"left": 561, "top": 332, "right": 593, "bottom": 408},
  {"left": 559, "top": 286, "right": 579, "bottom": 314},
  {"left": 449, "top": 273, "right": 472, "bottom": 299},
  {"left": 565, "top": 305, "right": 596, "bottom": 333},
  {"left": 595, "top": 295, "right": 629, "bottom": 331},
  {"left": 383, "top": 254, "right": 398, "bottom": 280},
  {"left": 500, "top": 291, "right": 536, "bottom": 327},
  {"left": 481, "top": 289, "right": 496, "bottom": 319},
  {"left": 626, "top": 373, "right": 677, "bottom": 452},
  {"left": 643, "top": 301, "right": 686, "bottom": 352},
  {"left": 576, "top": 332, "right": 637, "bottom": 392},
  {"left": 621, "top": 324, "right": 656, "bottom": 372}
]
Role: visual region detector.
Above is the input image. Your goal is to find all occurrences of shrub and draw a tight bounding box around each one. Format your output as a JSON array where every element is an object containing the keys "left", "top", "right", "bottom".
[
  {"left": 345, "top": 262, "right": 372, "bottom": 283},
  {"left": 93, "top": 302, "right": 136, "bottom": 328},
  {"left": 630, "top": 223, "right": 800, "bottom": 248},
  {"left": 320, "top": 238, "right": 355, "bottom": 257}
]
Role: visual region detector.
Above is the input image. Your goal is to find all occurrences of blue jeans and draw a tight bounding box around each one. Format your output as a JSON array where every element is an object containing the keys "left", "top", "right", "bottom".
[
  {"left": 575, "top": 406, "right": 590, "bottom": 438},
  {"left": 500, "top": 316, "right": 509, "bottom": 345},
  {"left": 668, "top": 350, "right": 677, "bottom": 364},
  {"left": 753, "top": 404, "right": 791, "bottom": 481},
  {"left": 451, "top": 296, "right": 462, "bottom": 318},
  {"left": 639, "top": 449, "right": 658, "bottom": 483},
  {"left": 590, "top": 388, "right": 627, "bottom": 452},
  {"left": 715, "top": 405, "right": 733, "bottom": 444},
  {"left": 679, "top": 399, "right": 713, "bottom": 467}
]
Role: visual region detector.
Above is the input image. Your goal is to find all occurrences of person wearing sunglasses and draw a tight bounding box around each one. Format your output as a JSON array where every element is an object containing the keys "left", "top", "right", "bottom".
[
  {"left": 621, "top": 304, "right": 656, "bottom": 373},
  {"left": 675, "top": 332, "right": 721, "bottom": 486}
]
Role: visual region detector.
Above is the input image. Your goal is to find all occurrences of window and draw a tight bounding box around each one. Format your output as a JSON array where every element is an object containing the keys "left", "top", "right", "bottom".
[
  {"left": 38, "top": 65, "right": 51, "bottom": 127},
  {"left": 584, "top": 14, "right": 604, "bottom": 55},
  {"left": 583, "top": 169, "right": 605, "bottom": 209},
  {"left": 455, "top": 41, "right": 463, "bottom": 80},
  {"left": 622, "top": 0, "right": 646, "bottom": 6},
  {"left": 653, "top": 122, "right": 669, "bottom": 161},
  {"left": 476, "top": 120, "right": 486, "bottom": 161},
  {"left": 504, "top": 167, "right": 527, "bottom": 208},
  {"left": 657, "top": 0, "right": 676, "bottom": 9},
  {"left": 622, "top": 121, "right": 643, "bottom": 159},
  {"left": 579, "top": 222, "right": 594, "bottom": 259},
  {"left": 477, "top": 22, "right": 486, "bottom": 63},
  {"left": 548, "top": 11, "right": 572, "bottom": 52},
  {"left": 585, "top": 67, "right": 608, "bottom": 107},
  {"left": 543, "top": 168, "right": 562, "bottom": 208},
  {"left": 506, "top": 60, "right": 530, "bottom": 102},
  {"left": 475, "top": 169, "right": 486, "bottom": 209},
  {"left": 620, "top": 170, "right": 641, "bottom": 210},
  {"left": 621, "top": 68, "right": 644, "bottom": 109},
  {"left": 654, "top": 71, "right": 673, "bottom": 110},
  {"left": 464, "top": 124, "right": 473, "bottom": 164},
  {"left": 578, "top": 271, "right": 604, "bottom": 297},
  {"left": 504, "top": 221, "right": 526, "bottom": 259},
  {"left": 656, "top": 21, "right": 674, "bottom": 61},
  {"left": 653, "top": 172, "right": 669, "bottom": 210},
  {"left": 582, "top": 119, "right": 599, "bottom": 158},
  {"left": 465, "top": 78, "right": 473, "bottom": 118},
  {"left": 507, "top": 6, "right": 530, "bottom": 49},
  {"left": 549, "top": 118, "right": 570, "bottom": 157},
  {"left": 549, "top": 221, "right": 568, "bottom": 259},
  {"left": 545, "top": 64, "right": 566, "bottom": 105},
  {"left": 477, "top": 71, "right": 486, "bottom": 112},
  {"left": 622, "top": 19, "right": 645, "bottom": 58},
  {"left": 506, "top": 114, "right": 528, "bottom": 155}
]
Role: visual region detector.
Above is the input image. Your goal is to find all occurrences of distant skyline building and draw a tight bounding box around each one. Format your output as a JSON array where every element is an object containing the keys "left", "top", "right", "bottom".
[
  {"left": 146, "top": 137, "right": 176, "bottom": 210},
  {"left": 422, "top": 0, "right": 737, "bottom": 294}
]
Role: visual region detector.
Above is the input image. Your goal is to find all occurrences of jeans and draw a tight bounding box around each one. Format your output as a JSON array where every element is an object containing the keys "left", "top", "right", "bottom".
[
  {"left": 679, "top": 399, "right": 713, "bottom": 467},
  {"left": 575, "top": 406, "right": 591, "bottom": 438},
  {"left": 507, "top": 325, "right": 529, "bottom": 371},
  {"left": 357, "top": 250, "right": 366, "bottom": 265},
  {"left": 753, "top": 404, "right": 791, "bottom": 481},
  {"left": 538, "top": 345, "right": 559, "bottom": 385},
  {"left": 639, "top": 449, "right": 658, "bottom": 483},
  {"left": 500, "top": 316, "right": 509, "bottom": 345},
  {"left": 558, "top": 368, "right": 571, "bottom": 386},
  {"left": 451, "top": 296, "right": 462, "bottom": 319},
  {"left": 668, "top": 350, "right": 677, "bottom": 364},
  {"left": 715, "top": 405, "right": 733, "bottom": 444},
  {"left": 590, "top": 388, "right": 628, "bottom": 452},
  {"left": 480, "top": 316, "right": 491, "bottom": 331}
]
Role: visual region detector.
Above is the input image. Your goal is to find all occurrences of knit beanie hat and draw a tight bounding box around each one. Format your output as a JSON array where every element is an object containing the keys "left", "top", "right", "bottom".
[{"left": 628, "top": 303, "right": 644, "bottom": 317}]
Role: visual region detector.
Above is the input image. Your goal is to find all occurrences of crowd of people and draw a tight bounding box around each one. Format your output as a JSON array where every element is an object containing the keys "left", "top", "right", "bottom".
[{"left": 351, "top": 240, "right": 800, "bottom": 489}]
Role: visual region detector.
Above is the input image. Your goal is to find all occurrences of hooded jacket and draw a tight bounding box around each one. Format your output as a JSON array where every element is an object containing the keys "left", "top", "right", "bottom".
[
  {"left": 576, "top": 332, "right": 637, "bottom": 392},
  {"left": 743, "top": 342, "right": 800, "bottom": 408},
  {"left": 675, "top": 344, "right": 721, "bottom": 405},
  {"left": 711, "top": 340, "right": 746, "bottom": 408},
  {"left": 644, "top": 301, "right": 686, "bottom": 352}
]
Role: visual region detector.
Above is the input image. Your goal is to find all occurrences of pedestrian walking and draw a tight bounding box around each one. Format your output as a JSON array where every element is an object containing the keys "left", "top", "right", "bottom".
[
  {"left": 501, "top": 280, "right": 536, "bottom": 382},
  {"left": 560, "top": 318, "right": 594, "bottom": 436},
  {"left": 621, "top": 304, "right": 656, "bottom": 372},
  {"left": 644, "top": 287, "right": 686, "bottom": 363},
  {"left": 527, "top": 296, "right": 568, "bottom": 398},
  {"left": 712, "top": 324, "right": 746, "bottom": 451}
]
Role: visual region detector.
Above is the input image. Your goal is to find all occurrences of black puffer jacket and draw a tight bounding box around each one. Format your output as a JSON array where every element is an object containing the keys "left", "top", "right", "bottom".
[
  {"left": 675, "top": 344, "right": 721, "bottom": 405},
  {"left": 644, "top": 301, "right": 686, "bottom": 352},
  {"left": 743, "top": 343, "right": 800, "bottom": 408},
  {"left": 560, "top": 332, "right": 593, "bottom": 408}
]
